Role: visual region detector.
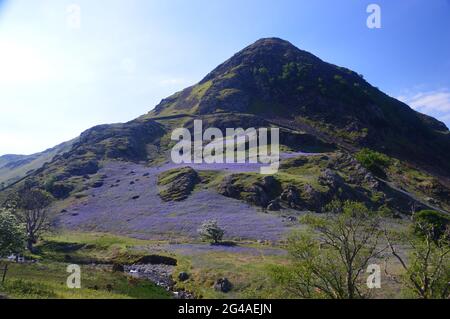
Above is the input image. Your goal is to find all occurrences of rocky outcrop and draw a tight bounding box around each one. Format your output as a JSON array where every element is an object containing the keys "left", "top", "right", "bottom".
[
  {"left": 218, "top": 175, "right": 282, "bottom": 208},
  {"left": 280, "top": 185, "right": 302, "bottom": 209},
  {"left": 158, "top": 167, "right": 200, "bottom": 202}
]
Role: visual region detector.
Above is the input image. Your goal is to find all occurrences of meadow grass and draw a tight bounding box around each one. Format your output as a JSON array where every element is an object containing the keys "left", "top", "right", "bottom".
[{"left": 0, "top": 261, "right": 171, "bottom": 299}]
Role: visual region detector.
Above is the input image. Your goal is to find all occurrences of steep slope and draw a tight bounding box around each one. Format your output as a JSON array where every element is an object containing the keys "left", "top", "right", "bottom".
[
  {"left": 0, "top": 140, "right": 75, "bottom": 189},
  {"left": 146, "top": 38, "right": 450, "bottom": 177}
]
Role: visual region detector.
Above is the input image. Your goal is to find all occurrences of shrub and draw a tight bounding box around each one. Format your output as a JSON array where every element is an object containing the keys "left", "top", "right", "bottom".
[
  {"left": 0, "top": 209, "right": 26, "bottom": 256},
  {"left": 413, "top": 210, "right": 450, "bottom": 241},
  {"left": 198, "top": 220, "right": 224, "bottom": 244},
  {"left": 355, "top": 148, "right": 390, "bottom": 176}
]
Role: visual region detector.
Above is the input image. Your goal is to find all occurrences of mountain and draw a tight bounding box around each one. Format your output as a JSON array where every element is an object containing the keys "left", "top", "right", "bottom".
[
  {"left": 0, "top": 140, "right": 75, "bottom": 189},
  {"left": 1, "top": 38, "right": 449, "bottom": 239},
  {"left": 146, "top": 38, "right": 450, "bottom": 177}
]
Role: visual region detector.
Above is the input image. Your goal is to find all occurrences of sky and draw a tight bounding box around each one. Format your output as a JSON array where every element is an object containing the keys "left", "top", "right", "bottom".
[{"left": 0, "top": 0, "right": 449, "bottom": 155}]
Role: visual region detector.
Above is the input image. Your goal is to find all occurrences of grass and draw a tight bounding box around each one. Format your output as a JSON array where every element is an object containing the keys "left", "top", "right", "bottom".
[
  {"left": 1, "top": 224, "right": 415, "bottom": 299},
  {"left": 173, "top": 251, "right": 289, "bottom": 299},
  {"left": 36, "top": 232, "right": 171, "bottom": 265},
  {"left": 0, "top": 261, "right": 171, "bottom": 299},
  {"left": 0, "top": 232, "right": 174, "bottom": 299}
]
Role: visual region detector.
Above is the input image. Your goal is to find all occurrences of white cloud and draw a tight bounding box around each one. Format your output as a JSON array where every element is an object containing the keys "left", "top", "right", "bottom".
[{"left": 397, "top": 89, "right": 450, "bottom": 126}]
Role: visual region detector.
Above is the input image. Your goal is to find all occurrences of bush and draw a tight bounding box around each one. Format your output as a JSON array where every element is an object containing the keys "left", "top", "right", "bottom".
[
  {"left": 355, "top": 148, "right": 390, "bottom": 176},
  {"left": 0, "top": 209, "right": 26, "bottom": 257},
  {"left": 198, "top": 220, "right": 224, "bottom": 244},
  {"left": 413, "top": 210, "right": 450, "bottom": 241}
]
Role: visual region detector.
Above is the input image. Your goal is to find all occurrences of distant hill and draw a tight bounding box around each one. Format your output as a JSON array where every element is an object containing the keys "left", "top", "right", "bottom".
[{"left": 0, "top": 140, "right": 75, "bottom": 189}]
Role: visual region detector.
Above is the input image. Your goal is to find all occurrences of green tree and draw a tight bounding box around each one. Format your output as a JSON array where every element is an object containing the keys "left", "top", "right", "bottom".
[
  {"left": 0, "top": 209, "right": 26, "bottom": 257},
  {"left": 9, "top": 185, "right": 53, "bottom": 252},
  {"left": 385, "top": 221, "right": 449, "bottom": 299},
  {"left": 198, "top": 220, "right": 224, "bottom": 244},
  {"left": 413, "top": 210, "right": 449, "bottom": 242},
  {"left": 270, "top": 201, "right": 385, "bottom": 299}
]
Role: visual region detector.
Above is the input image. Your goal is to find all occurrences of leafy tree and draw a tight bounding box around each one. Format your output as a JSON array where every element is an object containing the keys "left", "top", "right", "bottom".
[
  {"left": 413, "top": 210, "right": 449, "bottom": 242},
  {"left": 8, "top": 185, "right": 53, "bottom": 252},
  {"left": 385, "top": 220, "right": 449, "bottom": 299},
  {"left": 0, "top": 209, "right": 26, "bottom": 257},
  {"left": 270, "top": 201, "right": 385, "bottom": 299},
  {"left": 198, "top": 220, "right": 224, "bottom": 244}
]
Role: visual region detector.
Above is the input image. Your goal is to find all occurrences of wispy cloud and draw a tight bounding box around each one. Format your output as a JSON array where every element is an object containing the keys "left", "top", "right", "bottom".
[{"left": 397, "top": 89, "right": 450, "bottom": 126}]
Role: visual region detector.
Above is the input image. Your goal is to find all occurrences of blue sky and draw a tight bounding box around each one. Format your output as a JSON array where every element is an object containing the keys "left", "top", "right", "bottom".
[{"left": 0, "top": 0, "right": 449, "bottom": 155}]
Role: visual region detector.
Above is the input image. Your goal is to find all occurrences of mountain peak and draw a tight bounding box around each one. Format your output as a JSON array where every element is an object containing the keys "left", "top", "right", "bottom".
[
  {"left": 246, "top": 37, "right": 296, "bottom": 49},
  {"left": 200, "top": 37, "right": 314, "bottom": 83},
  {"left": 147, "top": 38, "right": 450, "bottom": 175}
]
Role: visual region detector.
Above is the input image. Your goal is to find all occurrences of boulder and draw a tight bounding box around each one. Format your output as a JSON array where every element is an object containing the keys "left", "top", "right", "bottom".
[
  {"left": 91, "top": 180, "right": 104, "bottom": 188},
  {"left": 319, "top": 169, "right": 344, "bottom": 189},
  {"left": 158, "top": 167, "right": 200, "bottom": 202},
  {"left": 178, "top": 272, "right": 190, "bottom": 282},
  {"left": 247, "top": 184, "right": 270, "bottom": 207},
  {"left": 267, "top": 199, "right": 281, "bottom": 211},
  {"left": 112, "top": 263, "right": 124, "bottom": 272},
  {"left": 280, "top": 185, "right": 302, "bottom": 208},
  {"left": 217, "top": 175, "right": 241, "bottom": 199},
  {"left": 214, "top": 278, "right": 232, "bottom": 293}
]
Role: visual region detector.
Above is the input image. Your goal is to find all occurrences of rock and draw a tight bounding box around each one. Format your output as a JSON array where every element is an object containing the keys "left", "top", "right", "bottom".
[
  {"left": 289, "top": 216, "right": 297, "bottom": 222},
  {"left": 219, "top": 175, "right": 281, "bottom": 208},
  {"left": 364, "top": 173, "right": 379, "bottom": 189},
  {"left": 158, "top": 167, "right": 200, "bottom": 202},
  {"left": 47, "top": 182, "right": 74, "bottom": 199},
  {"left": 301, "top": 184, "right": 324, "bottom": 210},
  {"left": 125, "top": 264, "right": 175, "bottom": 290},
  {"left": 217, "top": 175, "right": 241, "bottom": 198},
  {"left": 247, "top": 184, "right": 270, "bottom": 207},
  {"left": 112, "top": 263, "right": 124, "bottom": 272},
  {"left": 267, "top": 199, "right": 281, "bottom": 211},
  {"left": 178, "top": 272, "right": 190, "bottom": 282},
  {"left": 214, "top": 278, "right": 232, "bottom": 293},
  {"left": 174, "top": 290, "right": 195, "bottom": 299},
  {"left": 131, "top": 195, "right": 140, "bottom": 200},
  {"left": 92, "top": 180, "right": 104, "bottom": 188},
  {"left": 280, "top": 185, "right": 302, "bottom": 208},
  {"left": 319, "top": 169, "right": 344, "bottom": 189},
  {"left": 67, "top": 160, "right": 99, "bottom": 176},
  {"left": 262, "top": 176, "right": 277, "bottom": 189},
  {"left": 136, "top": 255, "right": 178, "bottom": 266}
]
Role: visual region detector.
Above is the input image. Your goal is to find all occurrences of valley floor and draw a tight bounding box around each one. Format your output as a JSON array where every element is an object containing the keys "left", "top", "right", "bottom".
[{"left": 0, "top": 229, "right": 408, "bottom": 299}]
